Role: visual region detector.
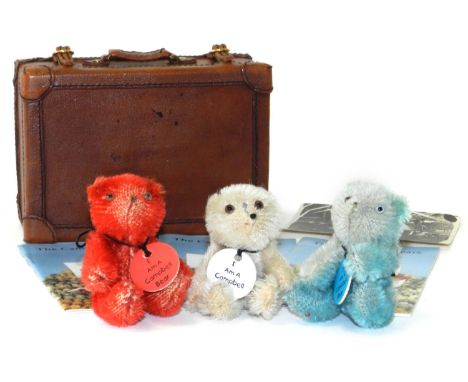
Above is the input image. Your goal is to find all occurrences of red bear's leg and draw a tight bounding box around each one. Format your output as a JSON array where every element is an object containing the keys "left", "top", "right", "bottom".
[
  {"left": 144, "top": 261, "right": 193, "bottom": 317},
  {"left": 92, "top": 280, "right": 145, "bottom": 327}
]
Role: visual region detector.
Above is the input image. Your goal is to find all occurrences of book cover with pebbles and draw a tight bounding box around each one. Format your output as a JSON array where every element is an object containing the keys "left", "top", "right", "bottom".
[{"left": 19, "top": 242, "right": 90, "bottom": 310}]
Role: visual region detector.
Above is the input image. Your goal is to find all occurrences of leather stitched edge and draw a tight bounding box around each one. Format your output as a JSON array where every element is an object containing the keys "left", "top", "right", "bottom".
[
  {"left": 251, "top": 93, "right": 258, "bottom": 184},
  {"left": 240, "top": 63, "right": 273, "bottom": 94},
  {"left": 22, "top": 215, "right": 57, "bottom": 242},
  {"left": 18, "top": 64, "right": 54, "bottom": 101}
]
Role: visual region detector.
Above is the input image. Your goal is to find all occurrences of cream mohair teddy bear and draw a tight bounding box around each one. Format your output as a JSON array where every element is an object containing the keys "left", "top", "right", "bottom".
[{"left": 186, "top": 184, "right": 295, "bottom": 319}]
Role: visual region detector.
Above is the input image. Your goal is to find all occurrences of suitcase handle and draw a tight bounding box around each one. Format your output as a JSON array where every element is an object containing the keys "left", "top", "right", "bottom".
[
  {"left": 82, "top": 48, "right": 194, "bottom": 67},
  {"left": 53, "top": 44, "right": 248, "bottom": 67},
  {"left": 107, "top": 48, "right": 174, "bottom": 61}
]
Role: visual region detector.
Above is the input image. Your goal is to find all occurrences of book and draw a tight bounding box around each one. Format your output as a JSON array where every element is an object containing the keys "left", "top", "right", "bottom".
[
  {"left": 18, "top": 235, "right": 439, "bottom": 316},
  {"left": 394, "top": 246, "right": 439, "bottom": 316},
  {"left": 285, "top": 203, "right": 460, "bottom": 245}
]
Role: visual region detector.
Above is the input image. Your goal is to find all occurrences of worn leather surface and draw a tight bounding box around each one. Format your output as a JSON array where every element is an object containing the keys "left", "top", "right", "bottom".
[{"left": 14, "top": 51, "right": 272, "bottom": 243}]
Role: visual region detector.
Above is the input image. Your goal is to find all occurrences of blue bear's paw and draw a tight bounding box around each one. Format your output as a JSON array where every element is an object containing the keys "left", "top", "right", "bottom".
[
  {"left": 342, "top": 279, "right": 395, "bottom": 329},
  {"left": 285, "top": 280, "right": 340, "bottom": 322}
]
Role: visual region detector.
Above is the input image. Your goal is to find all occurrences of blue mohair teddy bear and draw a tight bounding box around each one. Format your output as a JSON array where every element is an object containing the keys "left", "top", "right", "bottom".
[{"left": 285, "top": 181, "right": 410, "bottom": 328}]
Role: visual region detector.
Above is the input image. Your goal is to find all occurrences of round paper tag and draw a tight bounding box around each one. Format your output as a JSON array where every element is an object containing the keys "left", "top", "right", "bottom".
[
  {"left": 129, "top": 242, "right": 180, "bottom": 292},
  {"left": 206, "top": 248, "right": 257, "bottom": 300}
]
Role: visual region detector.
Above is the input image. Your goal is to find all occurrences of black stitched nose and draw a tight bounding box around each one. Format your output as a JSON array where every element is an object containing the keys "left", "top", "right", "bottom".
[
  {"left": 250, "top": 213, "right": 257, "bottom": 220},
  {"left": 130, "top": 195, "right": 137, "bottom": 202}
]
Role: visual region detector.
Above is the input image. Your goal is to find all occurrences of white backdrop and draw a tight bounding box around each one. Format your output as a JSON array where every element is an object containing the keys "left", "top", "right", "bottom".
[{"left": 0, "top": 1, "right": 467, "bottom": 381}]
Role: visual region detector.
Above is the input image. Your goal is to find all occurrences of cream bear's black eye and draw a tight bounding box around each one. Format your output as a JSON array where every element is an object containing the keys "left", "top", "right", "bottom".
[
  {"left": 105, "top": 193, "right": 114, "bottom": 201},
  {"left": 144, "top": 192, "right": 152, "bottom": 200},
  {"left": 376, "top": 205, "right": 385, "bottom": 213},
  {"left": 225, "top": 204, "right": 235, "bottom": 213},
  {"left": 254, "top": 200, "right": 264, "bottom": 209}
]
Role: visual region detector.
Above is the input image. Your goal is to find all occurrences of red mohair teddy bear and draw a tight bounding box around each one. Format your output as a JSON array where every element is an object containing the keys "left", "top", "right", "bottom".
[{"left": 81, "top": 173, "right": 193, "bottom": 326}]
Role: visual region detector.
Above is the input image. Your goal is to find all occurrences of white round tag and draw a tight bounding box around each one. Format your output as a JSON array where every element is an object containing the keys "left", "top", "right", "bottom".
[{"left": 206, "top": 248, "right": 257, "bottom": 300}]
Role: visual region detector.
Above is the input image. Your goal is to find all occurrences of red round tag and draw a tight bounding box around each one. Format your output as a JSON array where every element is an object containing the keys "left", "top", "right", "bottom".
[{"left": 129, "top": 242, "right": 180, "bottom": 292}]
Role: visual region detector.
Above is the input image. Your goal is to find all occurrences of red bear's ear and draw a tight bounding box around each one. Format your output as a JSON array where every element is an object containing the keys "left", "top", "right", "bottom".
[
  {"left": 87, "top": 176, "right": 108, "bottom": 202},
  {"left": 151, "top": 181, "right": 165, "bottom": 196}
]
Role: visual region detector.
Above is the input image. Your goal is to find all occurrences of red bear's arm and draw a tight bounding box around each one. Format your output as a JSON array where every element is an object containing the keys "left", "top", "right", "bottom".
[{"left": 81, "top": 232, "right": 119, "bottom": 293}]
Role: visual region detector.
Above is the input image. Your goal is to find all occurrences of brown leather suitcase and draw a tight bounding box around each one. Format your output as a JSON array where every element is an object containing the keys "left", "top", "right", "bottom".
[{"left": 14, "top": 45, "right": 272, "bottom": 243}]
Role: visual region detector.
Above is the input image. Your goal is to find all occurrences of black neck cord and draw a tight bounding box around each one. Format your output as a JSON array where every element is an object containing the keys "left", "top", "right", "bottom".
[{"left": 75, "top": 229, "right": 153, "bottom": 257}]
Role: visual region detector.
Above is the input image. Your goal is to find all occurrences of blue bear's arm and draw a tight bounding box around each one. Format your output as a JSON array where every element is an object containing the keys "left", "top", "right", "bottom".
[
  {"left": 298, "top": 236, "right": 345, "bottom": 291},
  {"left": 344, "top": 242, "right": 400, "bottom": 282}
]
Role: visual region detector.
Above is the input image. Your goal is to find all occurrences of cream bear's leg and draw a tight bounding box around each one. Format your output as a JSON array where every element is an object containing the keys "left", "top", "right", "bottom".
[
  {"left": 185, "top": 243, "right": 221, "bottom": 313},
  {"left": 185, "top": 265, "right": 208, "bottom": 312},
  {"left": 199, "top": 283, "right": 244, "bottom": 320},
  {"left": 247, "top": 274, "right": 282, "bottom": 320}
]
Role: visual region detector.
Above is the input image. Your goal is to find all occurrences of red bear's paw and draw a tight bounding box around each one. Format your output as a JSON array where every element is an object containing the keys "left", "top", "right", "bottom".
[
  {"left": 144, "top": 261, "right": 193, "bottom": 317},
  {"left": 92, "top": 280, "right": 145, "bottom": 327},
  {"left": 84, "top": 266, "right": 117, "bottom": 293}
]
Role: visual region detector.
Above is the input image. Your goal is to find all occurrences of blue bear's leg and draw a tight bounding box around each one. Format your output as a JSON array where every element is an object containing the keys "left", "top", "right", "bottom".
[
  {"left": 285, "top": 280, "right": 340, "bottom": 322},
  {"left": 341, "top": 278, "right": 395, "bottom": 328}
]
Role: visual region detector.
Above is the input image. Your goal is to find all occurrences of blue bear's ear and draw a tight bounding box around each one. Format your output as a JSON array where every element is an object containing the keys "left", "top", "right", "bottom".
[{"left": 392, "top": 195, "right": 411, "bottom": 226}]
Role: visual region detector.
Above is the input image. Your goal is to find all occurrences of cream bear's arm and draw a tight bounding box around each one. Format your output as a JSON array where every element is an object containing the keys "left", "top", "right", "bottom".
[
  {"left": 262, "top": 241, "right": 296, "bottom": 291},
  {"left": 298, "top": 236, "right": 344, "bottom": 290},
  {"left": 185, "top": 242, "right": 222, "bottom": 311},
  {"left": 201, "top": 242, "right": 223, "bottom": 268}
]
